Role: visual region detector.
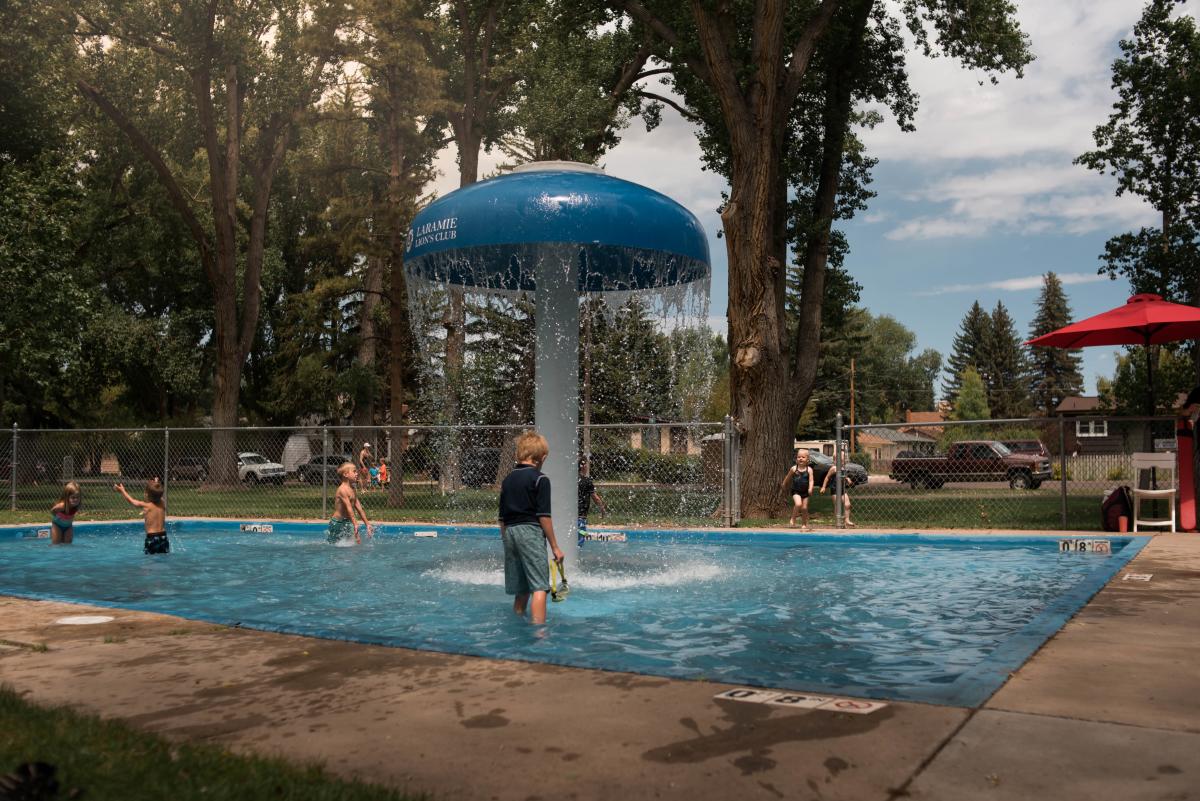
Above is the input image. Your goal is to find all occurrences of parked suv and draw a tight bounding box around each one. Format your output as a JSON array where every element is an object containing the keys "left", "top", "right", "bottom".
[
  {"left": 237, "top": 452, "right": 286, "bottom": 485},
  {"left": 170, "top": 456, "right": 209, "bottom": 482},
  {"left": 805, "top": 450, "right": 869, "bottom": 488},
  {"left": 296, "top": 454, "right": 347, "bottom": 485}
]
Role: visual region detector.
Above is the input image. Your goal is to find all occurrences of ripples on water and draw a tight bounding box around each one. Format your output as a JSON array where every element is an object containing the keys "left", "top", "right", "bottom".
[{"left": 0, "top": 526, "right": 1124, "bottom": 704}]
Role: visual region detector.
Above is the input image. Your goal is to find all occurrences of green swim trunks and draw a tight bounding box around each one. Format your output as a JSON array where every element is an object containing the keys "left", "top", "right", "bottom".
[
  {"left": 326, "top": 517, "right": 355, "bottom": 544},
  {"left": 503, "top": 523, "right": 550, "bottom": 595}
]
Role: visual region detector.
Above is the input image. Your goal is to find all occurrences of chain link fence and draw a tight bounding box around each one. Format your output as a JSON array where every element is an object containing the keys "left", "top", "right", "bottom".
[
  {"left": 833, "top": 414, "right": 1181, "bottom": 531},
  {"left": 3, "top": 421, "right": 736, "bottom": 528}
]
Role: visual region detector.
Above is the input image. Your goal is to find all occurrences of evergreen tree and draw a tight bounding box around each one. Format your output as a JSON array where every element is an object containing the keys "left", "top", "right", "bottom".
[
  {"left": 1028, "top": 272, "right": 1084, "bottom": 414},
  {"left": 980, "top": 301, "right": 1031, "bottom": 418},
  {"left": 952, "top": 367, "right": 991, "bottom": 421},
  {"left": 942, "top": 301, "right": 989, "bottom": 401}
]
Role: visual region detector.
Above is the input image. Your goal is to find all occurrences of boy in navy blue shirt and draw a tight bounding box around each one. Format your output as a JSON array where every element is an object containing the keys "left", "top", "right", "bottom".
[{"left": 498, "top": 430, "right": 564, "bottom": 624}]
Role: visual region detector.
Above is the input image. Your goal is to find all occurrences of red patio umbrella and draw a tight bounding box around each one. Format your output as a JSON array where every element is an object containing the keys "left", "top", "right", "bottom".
[{"left": 1026, "top": 293, "right": 1200, "bottom": 415}]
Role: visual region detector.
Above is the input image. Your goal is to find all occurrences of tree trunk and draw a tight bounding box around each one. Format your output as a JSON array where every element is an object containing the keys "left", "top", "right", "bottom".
[
  {"left": 353, "top": 255, "right": 385, "bottom": 428},
  {"left": 726, "top": 133, "right": 797, "bottom": 516}
]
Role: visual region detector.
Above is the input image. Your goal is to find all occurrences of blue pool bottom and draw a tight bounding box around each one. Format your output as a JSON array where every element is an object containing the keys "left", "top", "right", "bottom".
[{"left": 0, "top": 522, "right": 1148, "bottom": 708}]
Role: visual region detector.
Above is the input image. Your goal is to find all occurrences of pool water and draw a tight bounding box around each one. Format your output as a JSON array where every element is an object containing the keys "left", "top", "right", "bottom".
[{"left": 0, "top": 523, "right": 1145, "bottom": 706}]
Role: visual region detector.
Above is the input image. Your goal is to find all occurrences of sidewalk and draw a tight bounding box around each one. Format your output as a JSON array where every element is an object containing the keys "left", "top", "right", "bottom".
[{"left": 1, "top": 534, "right": 1196, "bottom": 800}]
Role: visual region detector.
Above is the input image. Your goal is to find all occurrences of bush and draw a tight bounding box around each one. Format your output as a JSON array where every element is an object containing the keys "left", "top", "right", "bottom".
[
  {"left": 849, "top": 450, "right": 872, "bottom": 472},
  {"left": 1107, "top": 466, "right": 1129, "bottom": 481},
  {"left": 632, "top": 449, "right": 703, "bottom": 484}
]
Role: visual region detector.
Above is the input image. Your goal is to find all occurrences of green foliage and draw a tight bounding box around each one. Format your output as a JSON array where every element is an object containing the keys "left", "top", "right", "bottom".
[
  {"left": 943, "top": 301, "right": 989, "bottom": 401},
  {"left": 849, "top": 450, "right": 872, "bottom": 472},
  {"left": 799, "top": 307, "right": 941, "bottom": 436},
  {"left": 1028, "top": 272, "right": 1084, "bottom": 414},
  {"left": 1099, "top": 345, "right": 1194, "bottom": 414},
  {"left": 980, "top": 301, "right": 1031, "bottom": 418},
  {"left": 1076, "top": 0, "right": 1200, "bottom": 308},
  {"left": 633, "top": 449, "right": 703, "bottom": 484},
  {"left": 952, "top": 367, "right": 991, "bottom": 421}
]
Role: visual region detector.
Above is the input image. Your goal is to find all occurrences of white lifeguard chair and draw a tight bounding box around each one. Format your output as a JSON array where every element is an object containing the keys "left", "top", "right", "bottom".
[{"left": 1131, "top": 452, "right": 1176, "bottom": 533}]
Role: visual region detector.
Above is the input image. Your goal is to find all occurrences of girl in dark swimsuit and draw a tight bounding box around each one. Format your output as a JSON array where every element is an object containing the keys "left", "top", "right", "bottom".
[{"left": 780, "top": 450, "right": 815, "bottom": 531}]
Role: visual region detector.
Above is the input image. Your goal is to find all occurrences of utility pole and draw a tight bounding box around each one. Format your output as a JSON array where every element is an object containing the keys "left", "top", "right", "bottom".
[{"left": 849, "top": 358, "right": 857, "bottom": 453}]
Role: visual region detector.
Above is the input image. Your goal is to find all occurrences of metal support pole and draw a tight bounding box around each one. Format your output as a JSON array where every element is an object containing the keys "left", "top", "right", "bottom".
[
  {"left": 835, "top": 412, "right": 845, "bottom": 529},
  {"left": 722, "top": 415, "right": 733, "bottom": 527},
  {"left": 163, "top": 428, "right": 170, "bottom": 494},
  {"left": 321, "top": 427, "right": 330, "bottom": 519},
  {"left": 1059, "top": 416, "right": 1067, "bottom": 530},
  {"left": 10, "top": 424, "right": 16, "bottom": 512}
]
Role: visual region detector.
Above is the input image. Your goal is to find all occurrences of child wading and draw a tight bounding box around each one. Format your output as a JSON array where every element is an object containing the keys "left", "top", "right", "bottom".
[
  {"left": 781, "top": 450, "right": 814, "bottom": 531},
  {"left": 50, "top": 481, "right": 82, "bottom": 545},
  {"left": 576, "top": 458, "right": 607, "bottom": 547},
  {"left": 329, "top": 462, "right": 372, "bottom": 544},
  {"left": 498, "top": 431, "right": 564, "bottom": 625},
  {"left": 114, "top": 478, "right": 169, "bottom": 554}
]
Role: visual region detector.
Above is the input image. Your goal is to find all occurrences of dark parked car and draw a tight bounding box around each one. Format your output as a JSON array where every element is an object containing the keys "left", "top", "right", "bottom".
[
  {"left": 804, "top": 450, "right": 869, "bottom": 488},
  {"left": 890, "top": 440, "right": 1052, "bottom": 490},
  {"left": 296, "top": 454, "right": 348, "bottom": 484},
  {"left": 170, "top": 456, "right": 209, "bottom": 482}
]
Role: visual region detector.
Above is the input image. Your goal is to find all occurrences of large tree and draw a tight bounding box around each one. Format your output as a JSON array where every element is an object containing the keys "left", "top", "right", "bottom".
[
  {"left": 67, "top": 0, "right": 344, "bottom": 482},
  {"left": 942, "top": 301, "right": 990, "bottom": 401},
  {"left": 1028, "top": 272, "right": 1084, "bottom": 414},
  {"left": 612, "top": 0, "right": 1030, "bottom": 514},
  {"left": 979, "top": 301, "right": 1030, "bottom": 419},
  {"left": 1076, "top": 0, "right": 1200, "bottom": 374}
]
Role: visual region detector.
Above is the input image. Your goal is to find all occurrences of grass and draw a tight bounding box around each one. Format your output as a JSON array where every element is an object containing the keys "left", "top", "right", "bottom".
[
  {"left": 0, "top": 685, "right": 425, "bottom": 801},
  {"left": 743, "top": 490, "right": 1105, "bottom": 532}
]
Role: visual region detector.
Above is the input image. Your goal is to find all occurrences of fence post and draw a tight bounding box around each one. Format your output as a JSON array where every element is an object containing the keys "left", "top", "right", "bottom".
[
  {"left": 835, "top": 412, "right": 845, "bottom": 529},
  {"left": 10, "top": 423, "right": 16, "bottom": 512},
  {"left": 721, "top": 416, "right": 732, "bottom": 527},
  {"left": 1059, "top": 415, "right": 1067, "bottom": 530},
  {"left": 163, "top": 427, "right": 170, "bottom": 494},
  {"left": 321, "top": 426, "right": 329, "bottom": 519},
  {"left": 724, "top": 419, "right": 734, "bottom": 525}
]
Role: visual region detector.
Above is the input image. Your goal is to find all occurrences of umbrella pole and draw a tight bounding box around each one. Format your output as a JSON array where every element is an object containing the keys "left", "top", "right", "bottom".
[{"left": 1146, "top": 336, "right": 1158, "bottom": 493}]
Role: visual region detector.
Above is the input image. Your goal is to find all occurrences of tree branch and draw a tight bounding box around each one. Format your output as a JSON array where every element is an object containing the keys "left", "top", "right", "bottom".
[
  {"left": 635, "top": 90, "right": 700, "bottom": 122},
  {"left": 616, "top": 0, "right": 714, "bottom": 86},
  {"left": 782, "top": 0, "right": 842, "bottom": 108},
  {"left": 74, "top": 78, "right": 213, "bottom": 279}
]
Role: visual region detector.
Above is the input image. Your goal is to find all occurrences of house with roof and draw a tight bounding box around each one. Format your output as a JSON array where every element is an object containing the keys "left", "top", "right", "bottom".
[
  {"left": 1056, "top": 395, "right": 1185, "bottom": 454},
  {"left": 855, "top": 426, "right": 938, "bottom": 473}
]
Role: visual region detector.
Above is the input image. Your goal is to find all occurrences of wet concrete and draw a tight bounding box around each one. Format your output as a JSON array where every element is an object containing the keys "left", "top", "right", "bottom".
[{"left": 1, "top": 533, "right": 1198, "bottom": 800}]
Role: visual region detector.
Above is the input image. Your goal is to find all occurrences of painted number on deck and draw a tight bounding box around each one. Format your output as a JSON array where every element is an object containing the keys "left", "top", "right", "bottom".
[{"left": 715, "top": 688, "right": 887, "bottom": 715}]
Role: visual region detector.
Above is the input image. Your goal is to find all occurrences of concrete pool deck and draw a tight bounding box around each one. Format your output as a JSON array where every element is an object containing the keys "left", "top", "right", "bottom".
[{"left": 1, "top": 533, "right": 1197, "bottom": 800}]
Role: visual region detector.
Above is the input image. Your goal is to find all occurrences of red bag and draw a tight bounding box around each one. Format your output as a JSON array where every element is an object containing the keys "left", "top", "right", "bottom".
[{"left": 1101, "top": 486, "right": 1132, "bottom": 532}]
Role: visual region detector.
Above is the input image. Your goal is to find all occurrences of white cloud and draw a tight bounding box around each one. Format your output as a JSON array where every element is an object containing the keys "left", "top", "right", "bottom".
[
  {"left": 916, "top": 271, "right": 1107, "bottom": 296},
  {"left": 884, "top": 161, "right": 1158, "bottom": 240}
]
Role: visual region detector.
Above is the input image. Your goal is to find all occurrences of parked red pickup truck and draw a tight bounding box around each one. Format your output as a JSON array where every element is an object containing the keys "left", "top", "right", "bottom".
[{"left": 888, "top": 440, "right": 1053, "bottom": 490}]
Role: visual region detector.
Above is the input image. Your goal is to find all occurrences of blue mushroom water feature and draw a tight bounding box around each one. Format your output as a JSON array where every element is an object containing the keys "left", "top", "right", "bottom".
[{"left": 405, "top": 161, "right": 711, "bottom": 566}]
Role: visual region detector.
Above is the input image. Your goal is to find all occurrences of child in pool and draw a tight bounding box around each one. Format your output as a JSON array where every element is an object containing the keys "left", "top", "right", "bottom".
[
  {"left": 498, "top": 430, "right": 564, "bottom": 625},
  {"left": 114, "top": 478, "right": 169, "bottom": 554},
  {"left": 328, "top": 462, "right": 372, "bottom": 544},
  {"left": 50, "top": 481, "right": 82, "bottom": 545}
]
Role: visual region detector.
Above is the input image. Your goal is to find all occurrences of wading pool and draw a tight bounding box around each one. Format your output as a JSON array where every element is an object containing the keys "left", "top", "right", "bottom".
[{"left": 0, "top": 522, "right": 1146, "bottom": 707}]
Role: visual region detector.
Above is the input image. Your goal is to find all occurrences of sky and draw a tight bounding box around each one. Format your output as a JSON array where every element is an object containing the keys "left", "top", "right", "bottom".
[{"left": 430, "top": 0, "right": 1198, "bottom": 400}]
